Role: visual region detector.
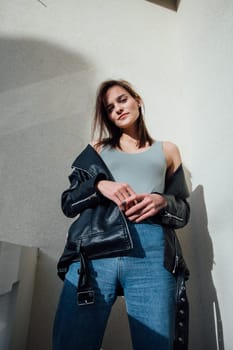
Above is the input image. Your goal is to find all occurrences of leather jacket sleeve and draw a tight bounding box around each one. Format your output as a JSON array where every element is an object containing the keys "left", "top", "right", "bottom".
[
  {"left": 158, "top": 196, "right": 190, "bottom": 229},
  {"left": 61, "top": 168, "right": 107, "bottom": 218},
  {"left": 153, "top": 164, "right": 190, "bottom": 229}
]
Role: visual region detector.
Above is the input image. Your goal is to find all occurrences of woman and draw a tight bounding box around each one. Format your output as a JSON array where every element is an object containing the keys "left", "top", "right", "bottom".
[{"left": 53, "top": 80, "right": 190, "bottom": 350}]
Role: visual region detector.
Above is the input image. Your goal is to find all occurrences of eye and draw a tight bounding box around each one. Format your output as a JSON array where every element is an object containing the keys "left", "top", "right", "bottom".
[
  {"left": 120, "top": 97, "right": 127, "bottom": 103},
  {"left": 107, "top": 105, "right": 113, "bottom": 113}
]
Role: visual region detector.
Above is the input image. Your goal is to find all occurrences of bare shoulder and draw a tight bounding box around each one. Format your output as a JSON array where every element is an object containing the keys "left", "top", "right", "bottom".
[
  {"left": 163, "top": 141, "right": 180, "bottom": 157},
  {"left": 162, "top": 141, "right": 182, "bottom": 175},
  {"left": 90, "top": 140, "right": 102, "bottom": 153}
]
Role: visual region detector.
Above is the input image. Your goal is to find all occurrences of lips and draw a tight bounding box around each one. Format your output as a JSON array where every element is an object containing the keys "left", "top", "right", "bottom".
[{"left": 118, "top": 113, "right": 129, "bottom": 120}]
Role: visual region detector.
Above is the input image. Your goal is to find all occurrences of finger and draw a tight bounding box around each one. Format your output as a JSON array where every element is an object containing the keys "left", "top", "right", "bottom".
[
  {"left": 114, "top": 191, "right": 125, "bottom": 203},
  {"left": 135, "top": 208, "right": 157, "bottom": 222},
  {"left": 137, "top": 203, "right": 164, "bottom": 222},
  {"left": 120, "top": 193, "right": 137, "bottom": 210},
  {"left": 127, "top": 199, "right": 138, "bottom": 208},
  {"left": 127, "top": 206, "right": 147, "bottom": 220},
  {"left": 130, "top": 208, "right": 154, "bottom": 223},
  {"left": 122, "top": 190, "right": 135, "bottom": 201},
  {"left": 116, "top": 185, "right": 135, "bottom": 202},
  {"left": 128, "top": 210, "right": 148, "bottom": 221},
  {"left": 127, "top": 214, "right": 141, "bottom": 221},
  {"left": 119, "top": 191, "right": 132, "bottom": 207},
  {"left": 114, "top": 193, "right": 134, "bottom": 210},
  {"left": 126, "top": 185, "right": 136, "bottom": 195},
  {"left": 112, "top": 190, "right": 125, "bottom": 207},
  {"left": 121, "top": 199, "right": 135, "bottom": 211},
  {"left": 128, "top": 203, "right": 158, "bottom": 221},
  {"left": 113, "top": 184, "right": 137, "bottom": 209},
  {"left": 120, "top": 200, "right": 127, "bottom": 211},
  {"left": 125, "top": 200, "right": 146, "bottom": 216},
  {"left": 126, "top": 195, "right": 164, "bottom": 217}
]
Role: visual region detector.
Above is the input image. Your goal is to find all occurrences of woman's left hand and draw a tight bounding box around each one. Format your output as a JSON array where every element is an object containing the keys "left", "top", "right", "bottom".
[{"left": 124, "top": 193, "right": 167, "bottom": 223}]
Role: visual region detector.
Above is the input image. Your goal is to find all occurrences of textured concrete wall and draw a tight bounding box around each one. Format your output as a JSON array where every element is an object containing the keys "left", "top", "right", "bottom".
[{"left": 0, "top": 0, "right": 232, "bottom": 349}]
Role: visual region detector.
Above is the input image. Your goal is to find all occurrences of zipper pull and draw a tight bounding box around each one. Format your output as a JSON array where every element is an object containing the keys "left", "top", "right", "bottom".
[
  {"left": 164, "top": 210, "right": 184, "bottom": 222},
  {"left": 172, "top": 255, "right": 179, "bottom": 274}
]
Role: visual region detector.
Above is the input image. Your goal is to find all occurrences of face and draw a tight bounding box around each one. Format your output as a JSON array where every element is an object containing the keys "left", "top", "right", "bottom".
[{"left": 104, "top": 85, "right": 141, "bottom": 130}]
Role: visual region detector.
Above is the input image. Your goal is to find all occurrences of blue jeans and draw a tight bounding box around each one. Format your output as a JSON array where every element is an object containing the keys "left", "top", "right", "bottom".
[{"left": 53, "top": 223, "right": 176, "bottom": 350}]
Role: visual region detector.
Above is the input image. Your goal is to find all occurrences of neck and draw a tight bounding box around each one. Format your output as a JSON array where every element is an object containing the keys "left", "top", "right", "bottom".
[
  {"left": 119, "top": 132, "right": 141, "bottom": 152},
  {"left": 120, "top": 125, "right": 139, "bottom": 141},
  {"left": 120, "top": 130, "right": 139, "bottom": 143}
]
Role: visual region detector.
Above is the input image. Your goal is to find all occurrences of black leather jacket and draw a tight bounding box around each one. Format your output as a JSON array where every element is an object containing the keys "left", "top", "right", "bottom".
[{"left": 57, "top": 144, "right": 190, "bottom": 349}]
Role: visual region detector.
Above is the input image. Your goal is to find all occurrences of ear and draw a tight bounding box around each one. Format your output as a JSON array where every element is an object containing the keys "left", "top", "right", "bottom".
[{"left": 135, "top": 97, "right": 142, "bottom": 107}]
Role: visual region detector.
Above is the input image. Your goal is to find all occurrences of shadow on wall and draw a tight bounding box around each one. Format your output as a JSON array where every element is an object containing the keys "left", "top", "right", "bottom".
[
  {"left": 179, "top": 185, "right": 225, "bottom": 350},
  {"left": 0, "top": 36, "right": 91, "bottom": 92},
  {"left": 0, "top": 36, "right": 96, "bottom": 247},
  {"left": 145, "top": 0, "right": 181, "bottom": 12},
  {"left": 0, "top": 36, "right": 98, "bottom": 350}
]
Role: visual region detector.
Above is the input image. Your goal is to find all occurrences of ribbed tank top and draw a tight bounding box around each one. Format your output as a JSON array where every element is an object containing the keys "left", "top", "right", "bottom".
[{"left": 100, "top": 141, "right": 167, "bottom": 194}]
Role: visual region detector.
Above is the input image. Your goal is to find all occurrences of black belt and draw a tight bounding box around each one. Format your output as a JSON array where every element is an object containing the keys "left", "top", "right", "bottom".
[{"left": 77, "top": 251, "right": 95, "bottom": 306}]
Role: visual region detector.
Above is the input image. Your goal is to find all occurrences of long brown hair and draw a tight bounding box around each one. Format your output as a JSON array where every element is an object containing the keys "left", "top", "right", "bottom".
[{"left": 92, "top": 79, "right": 154, "bottom": 149}]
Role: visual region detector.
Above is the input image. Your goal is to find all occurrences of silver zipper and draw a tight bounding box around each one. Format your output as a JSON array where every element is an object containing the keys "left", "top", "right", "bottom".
[
  {"left": 172, "top": 255, "right": 179, "bottom": 274},
  {"left": 172, "top": 234, "right": 179, "bottom": 274},
  {"left": 163, "top": 210, "right": 184, "bottom": 222},
  {"left": 71, "top": 192, "right": 98, "bottom": 207},
  {"left": 72, "top": 166, "right": 93, "bottom": 177}
]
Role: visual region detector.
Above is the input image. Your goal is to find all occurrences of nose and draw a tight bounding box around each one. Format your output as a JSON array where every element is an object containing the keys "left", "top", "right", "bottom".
[{"left": 116, "top": 104, "right": 123, "bottom": 114}]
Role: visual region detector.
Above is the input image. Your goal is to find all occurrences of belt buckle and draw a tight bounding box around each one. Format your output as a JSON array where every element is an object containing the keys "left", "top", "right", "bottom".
[{"left": 77, "top": 289, "right": 95, "bottom": 306}]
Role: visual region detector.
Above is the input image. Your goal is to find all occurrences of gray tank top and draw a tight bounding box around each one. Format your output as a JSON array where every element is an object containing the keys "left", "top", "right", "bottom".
[{"left": 100, "top": 141, "right": 166, "bottom": 193}]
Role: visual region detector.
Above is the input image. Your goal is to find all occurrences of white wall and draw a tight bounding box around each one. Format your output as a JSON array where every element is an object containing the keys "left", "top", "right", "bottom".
[
  {"left": 177, "top": 1, "right": 233, "bottom": 349},
  {"left": 0, "top": 0, "right": 232, "bottom": 349}
]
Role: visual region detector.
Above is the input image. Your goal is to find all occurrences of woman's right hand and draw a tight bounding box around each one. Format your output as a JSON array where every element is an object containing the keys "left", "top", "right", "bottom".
[{"left": 96, "top": 180, "right": 136, "bottom": 210}]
